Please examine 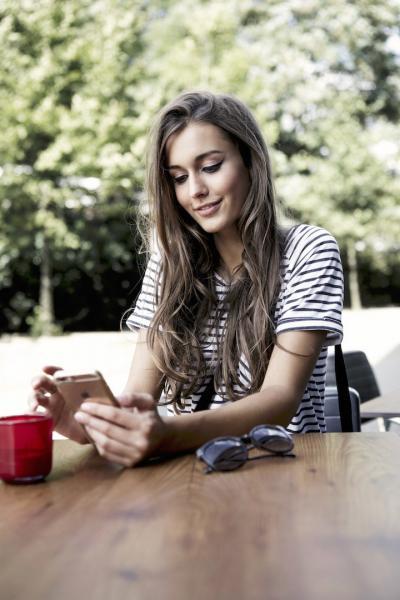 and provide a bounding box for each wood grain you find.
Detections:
[1,435,400,600]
